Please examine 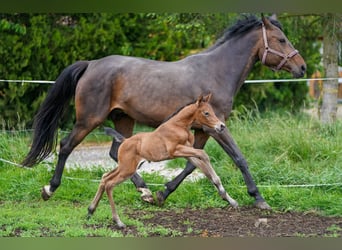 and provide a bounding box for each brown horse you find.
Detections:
[22,15,306,210]
[87,94,238,228]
